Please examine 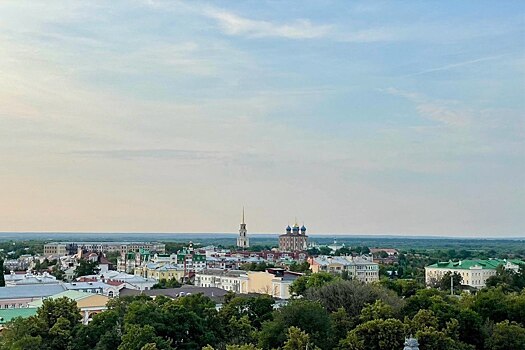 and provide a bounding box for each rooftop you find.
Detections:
[427,259,525,270]
[0,284,66,299]
[0,308,38,325]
